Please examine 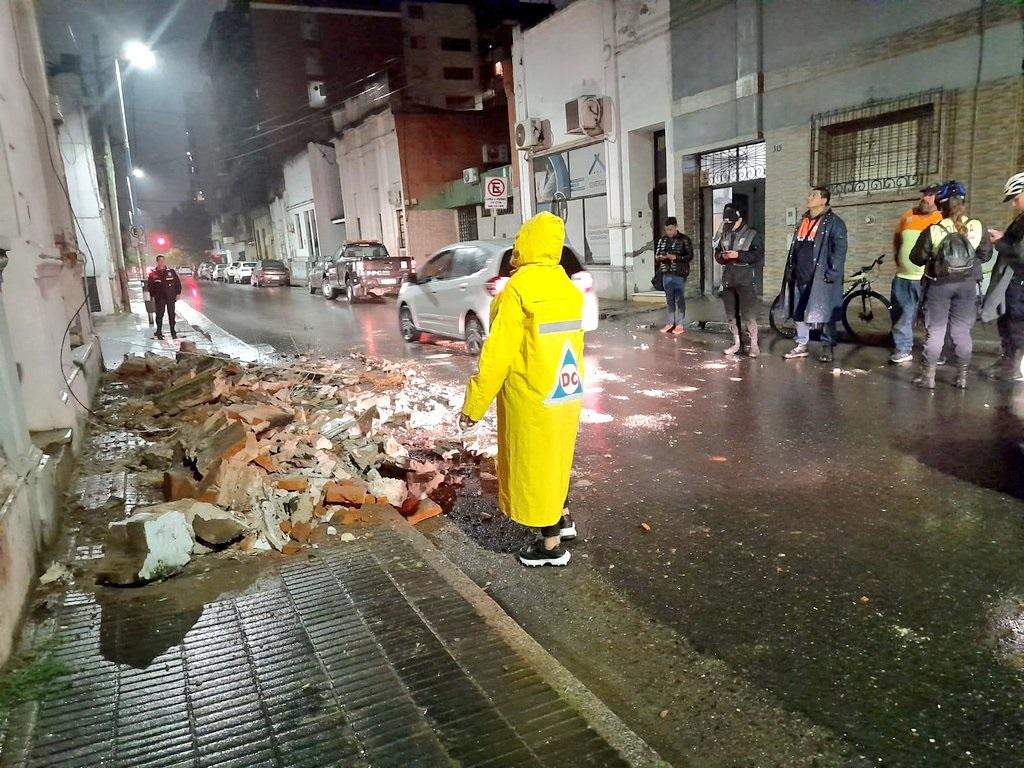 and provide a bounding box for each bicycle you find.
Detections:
[769,254,892,345]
